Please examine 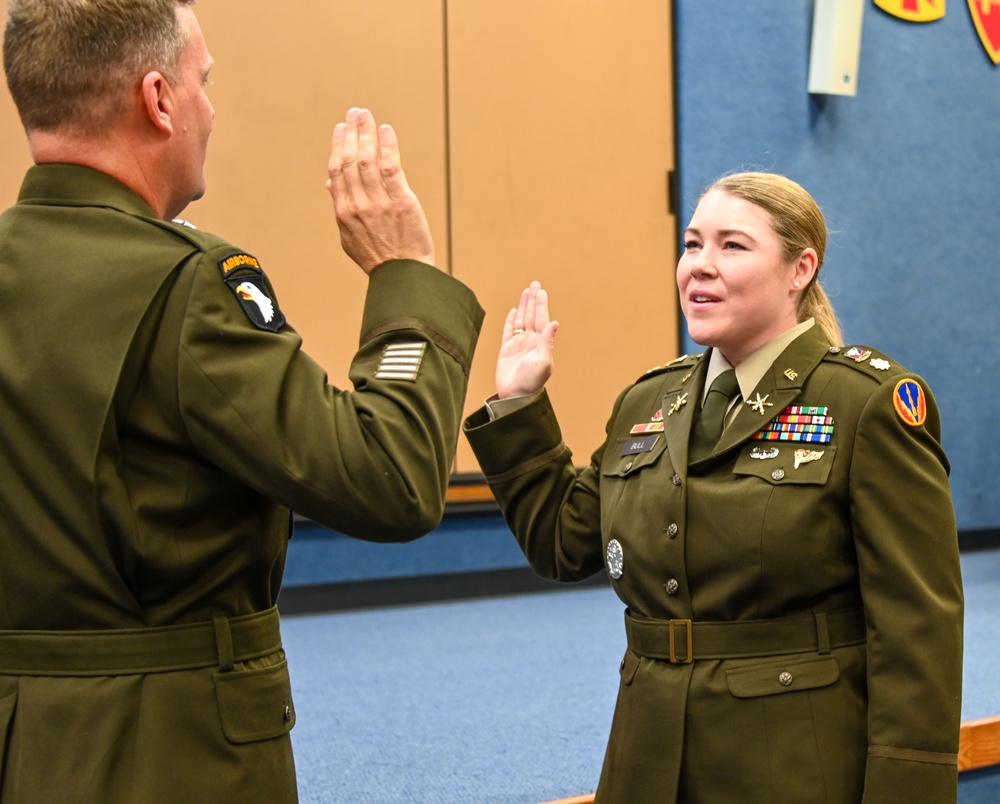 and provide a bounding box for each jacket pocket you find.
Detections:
[726,656,839,698]
[0,690,16,787]
[619,649,641,686]
[733,444,836,485]
[601,434,670,478]
[214,659,295,744]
